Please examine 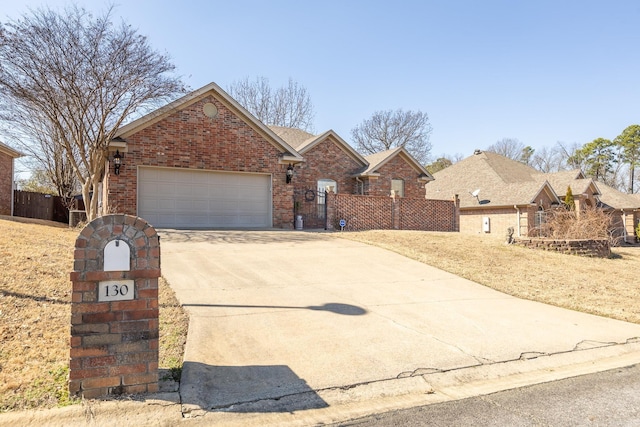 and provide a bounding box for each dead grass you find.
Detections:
[0,217,188,412]
[339,230,640,324]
